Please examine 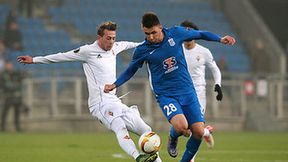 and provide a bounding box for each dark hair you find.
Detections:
[142,12,160,28]
[180,20,199,30]
[97,21,117,36]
